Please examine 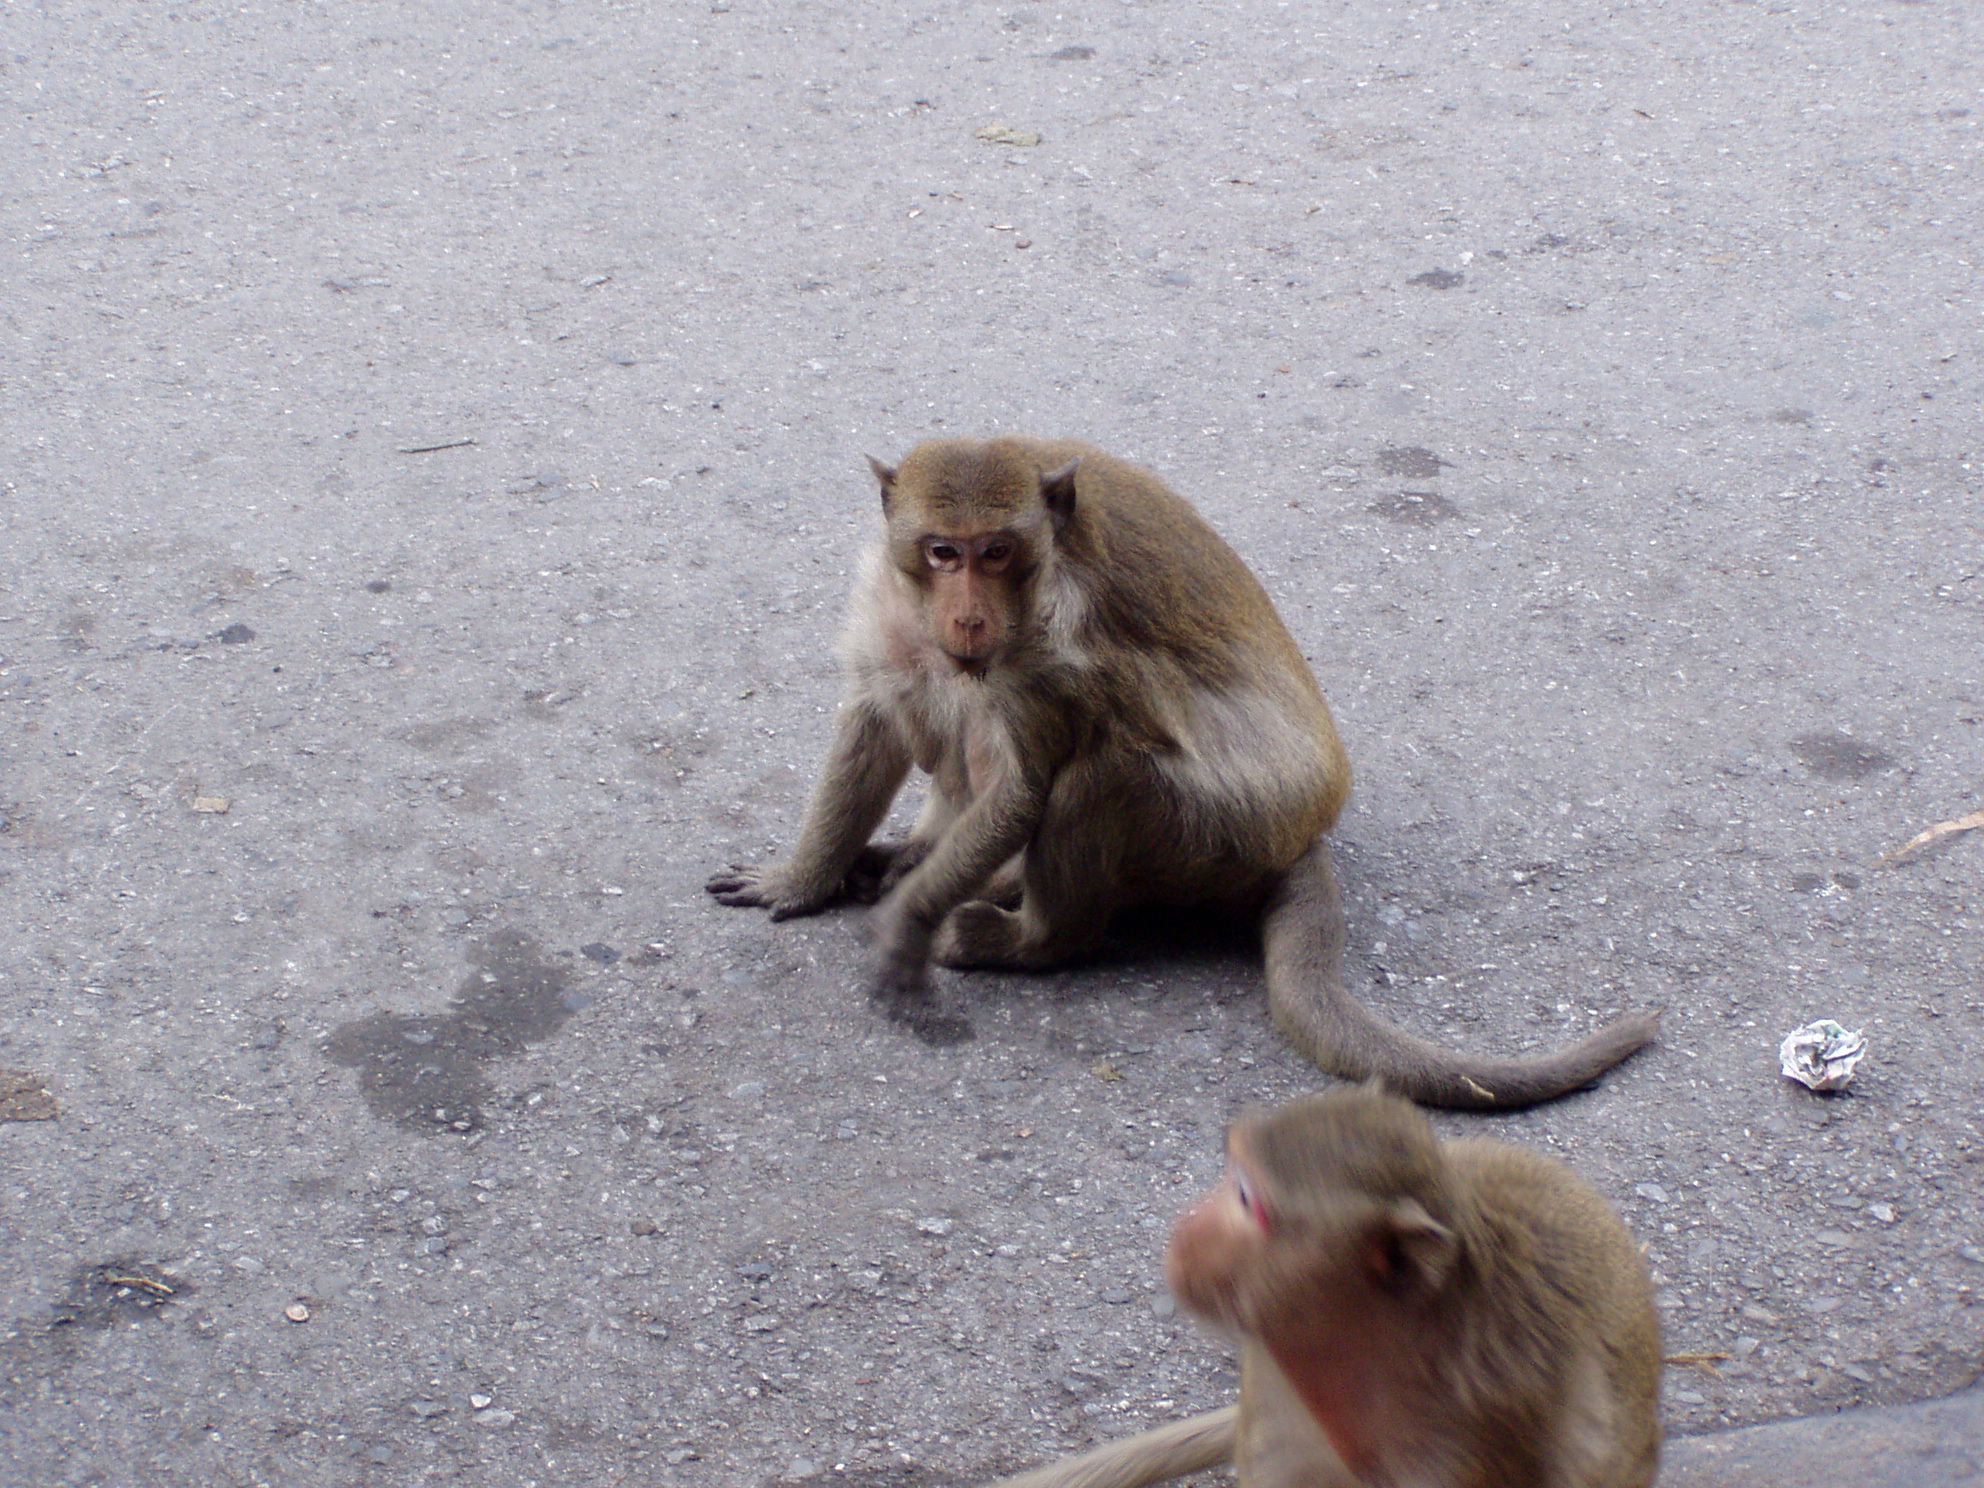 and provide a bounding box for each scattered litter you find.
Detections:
[1091,1061,1124,1083]
[284,1302,311,1323]
[974,123,1042,147]
[1664,1352,1731,1376]
[398,439,477,455]
[1882,807,1984,863]
[1779,1020,1867,1091]
[0,1070,58,1121]
[191,796,230,814]
[103,1269,174,1298]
